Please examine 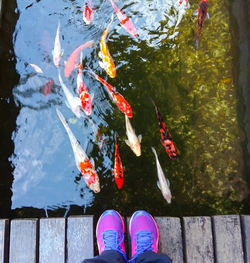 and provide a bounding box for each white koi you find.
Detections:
[56,108,100,193]
[58,69,81,118]
[52,22,64,67]
[151,147,172,204]
[29,63,43,73]
[125,115,142,156]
